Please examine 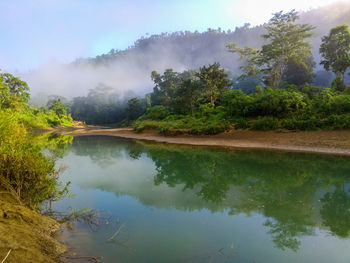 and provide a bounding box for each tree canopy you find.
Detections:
[227,10,315,89]
[320,25,350,85]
